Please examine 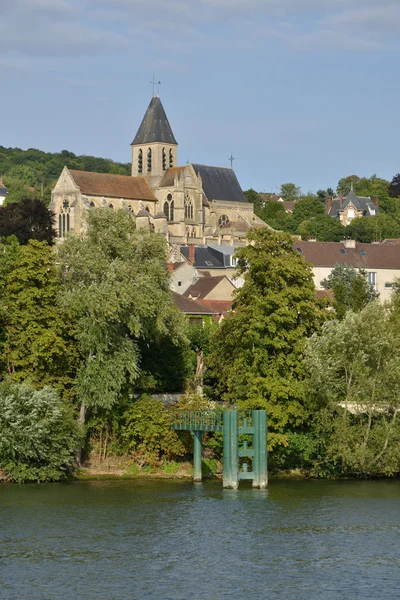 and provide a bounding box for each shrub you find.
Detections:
[0,380,78,482]
[121,396,185,466]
